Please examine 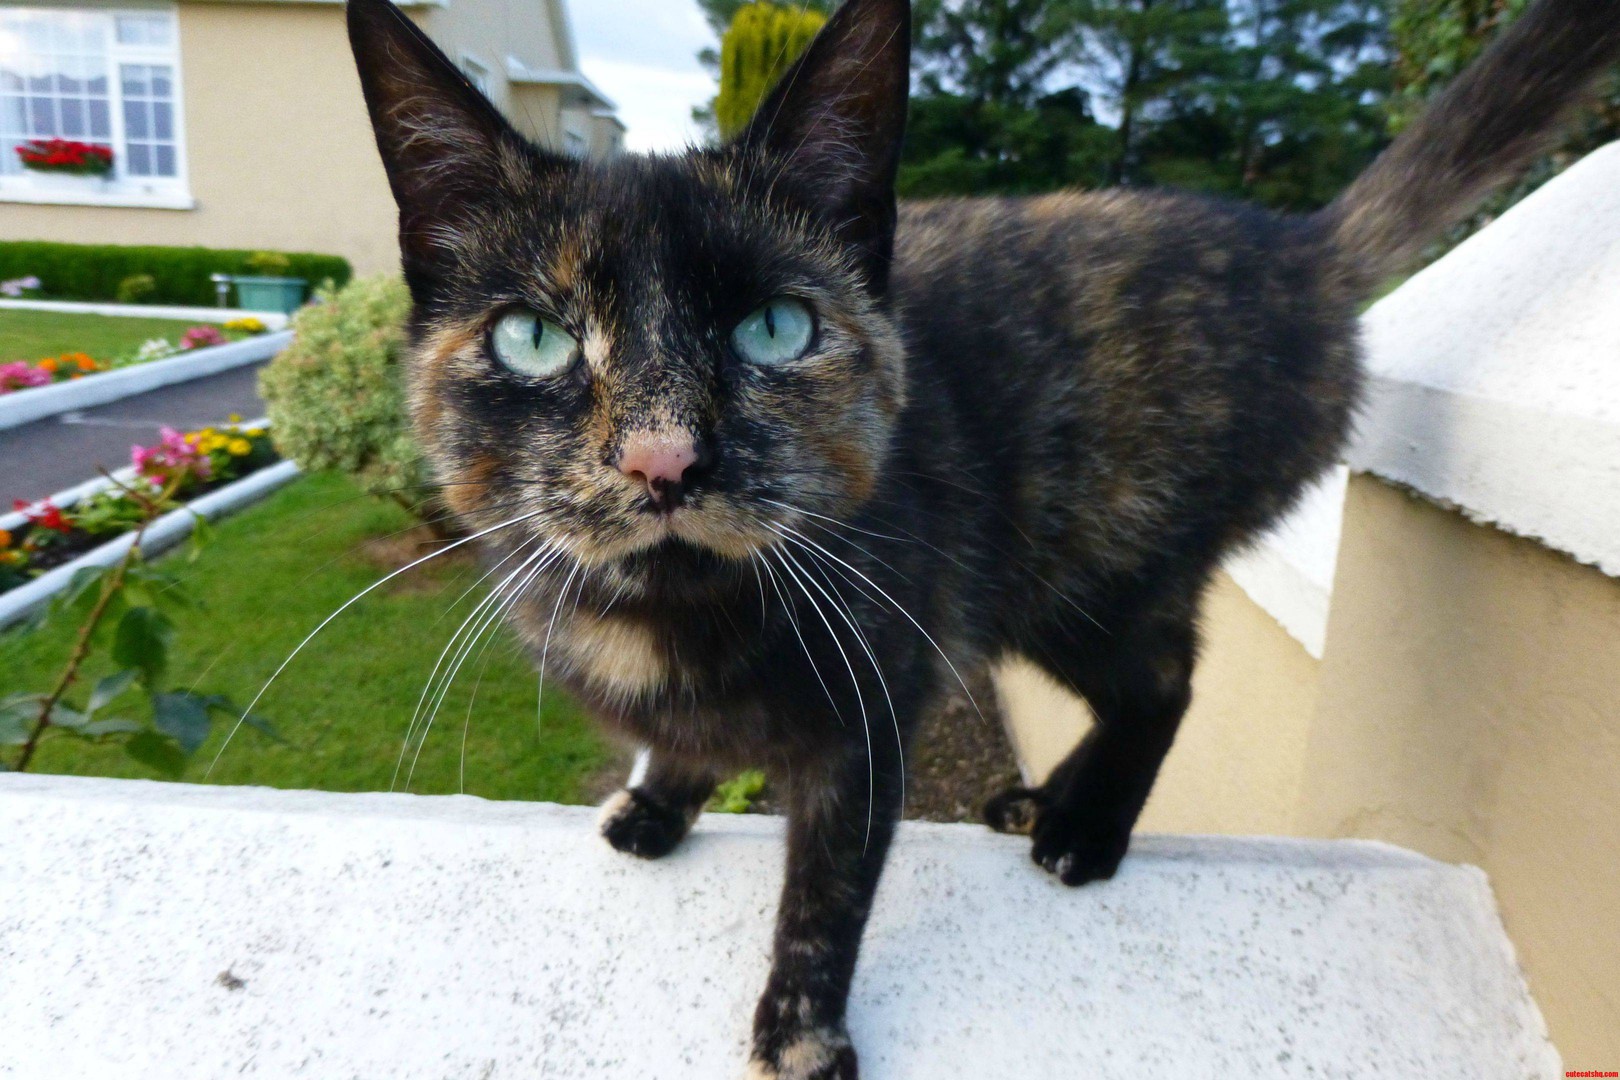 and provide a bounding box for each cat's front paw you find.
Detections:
[1027,800,1132,886]
[597,788,694,859]
[746,1027,858,1080]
